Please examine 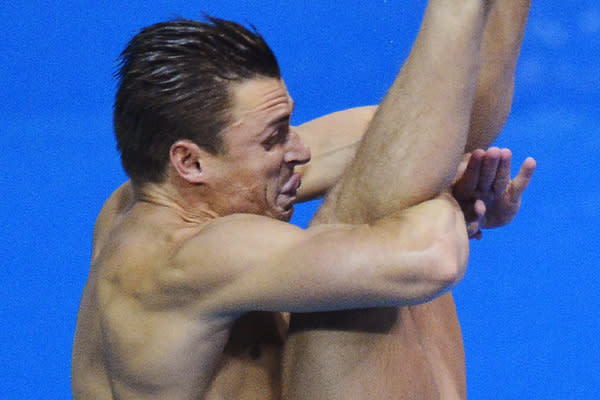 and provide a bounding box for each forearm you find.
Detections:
[282,195,469,399]
[315,0,491,224]
[366,194,469,302]
[466,0,531,151]
[289,194,469,310]
[295,106,377,201]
